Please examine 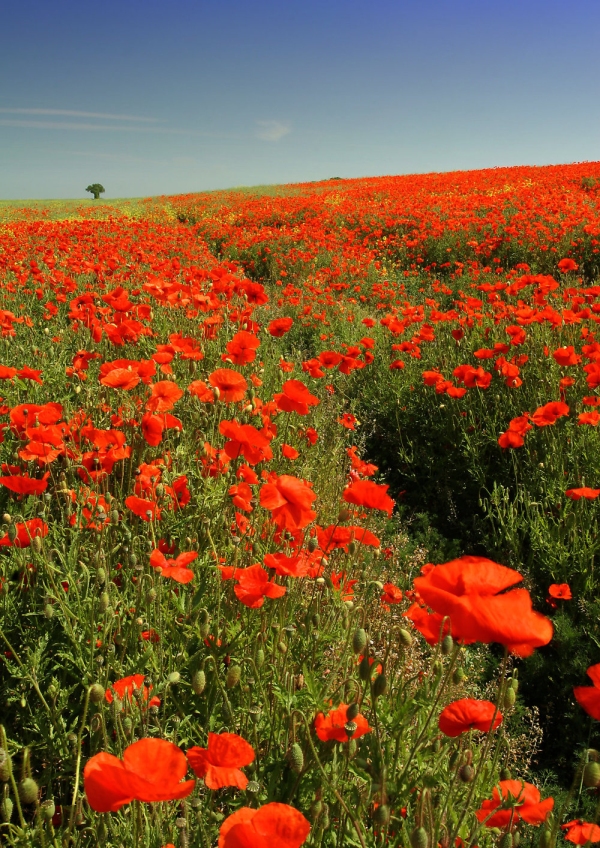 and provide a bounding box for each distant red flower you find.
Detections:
[381,583,403,607]
[438,699,502,737]
[219,419,273,465]
[0,472,49,496]
[475,780,553,828]
[274,380,320,416]
[188,379,215,403]
[232,564,286,609]
[268,317,294,337]
[187,733,255,790]
[342,479,394,517]
[281,443,299,460]
[100,368,140,391]
[574,663,600,720]
[146,380,183,413]
[223,331,260,365]
[125,496,161,522]
[553,346,581,366]
[314,703,372,742]
[0,517,48,548]
[531,401,569,427]
[578,411,600,426]
[209,369,248,403]
[548,583,572,600]
[84,738,195,812]
[218,803,310,848]
[105,674,158,706]
[565,487,600,500]
[338,412,357,430]
[562,821,600,844]
[558,258,579,272]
